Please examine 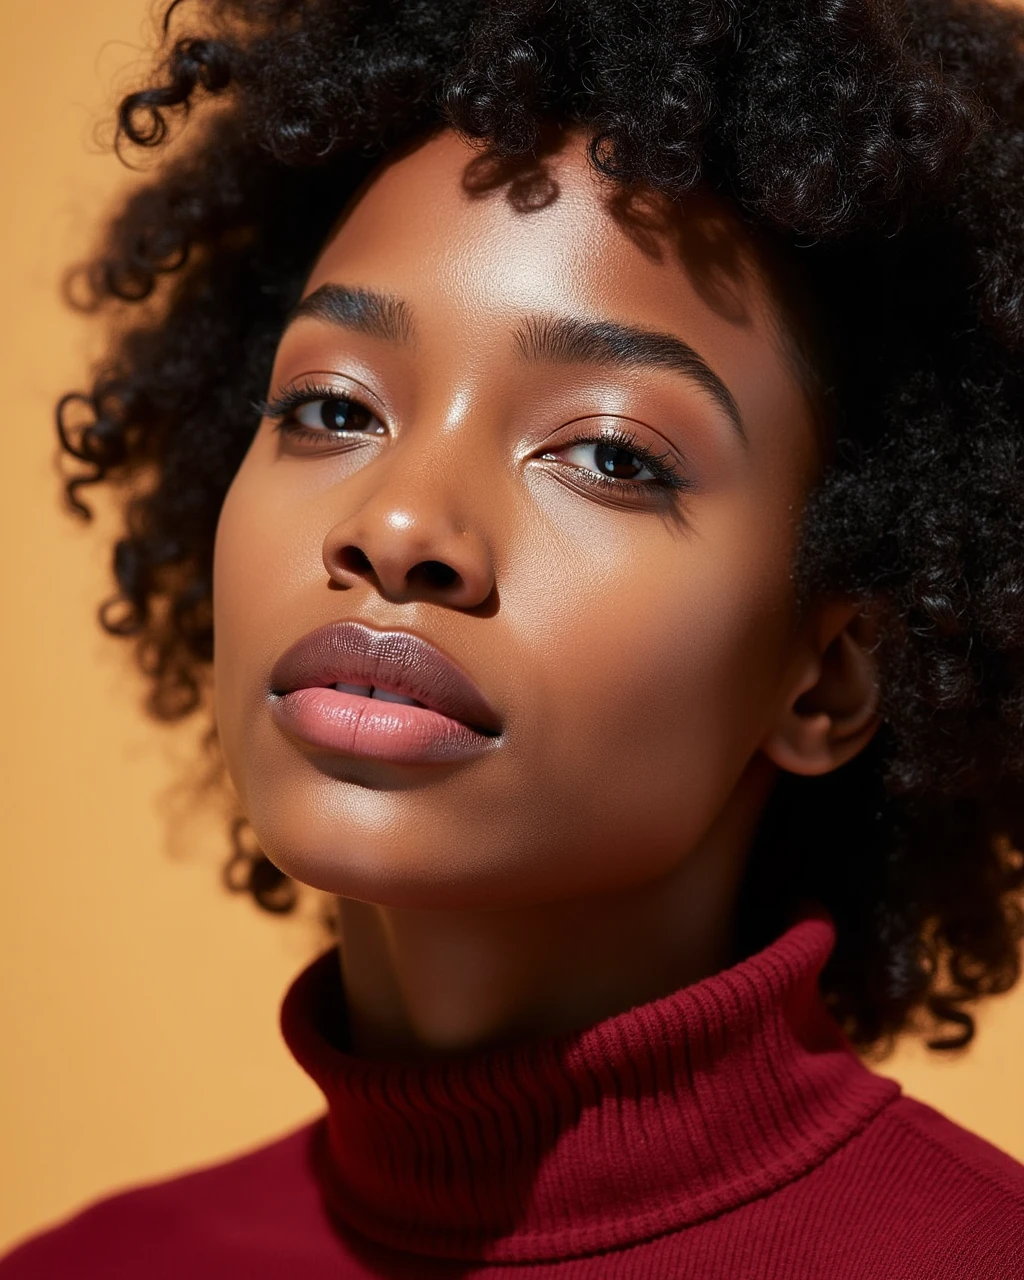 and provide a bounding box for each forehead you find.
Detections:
[312,130,776,332]
[302,129,817,471]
